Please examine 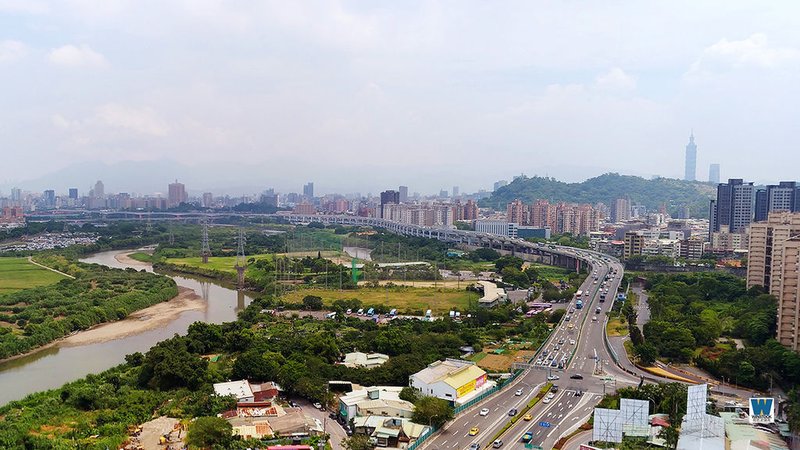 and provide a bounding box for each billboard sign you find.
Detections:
[749,397,775,424]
